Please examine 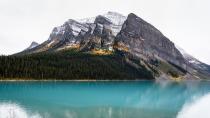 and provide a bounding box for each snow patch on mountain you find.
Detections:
[67,19,89,36]
[176,45,200,64]
[55,26,65,35]
[103,12,126,36]
[103,11,127,25]
[77,11,126,25]
[77,17,95,24]
[77,11,127,36]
